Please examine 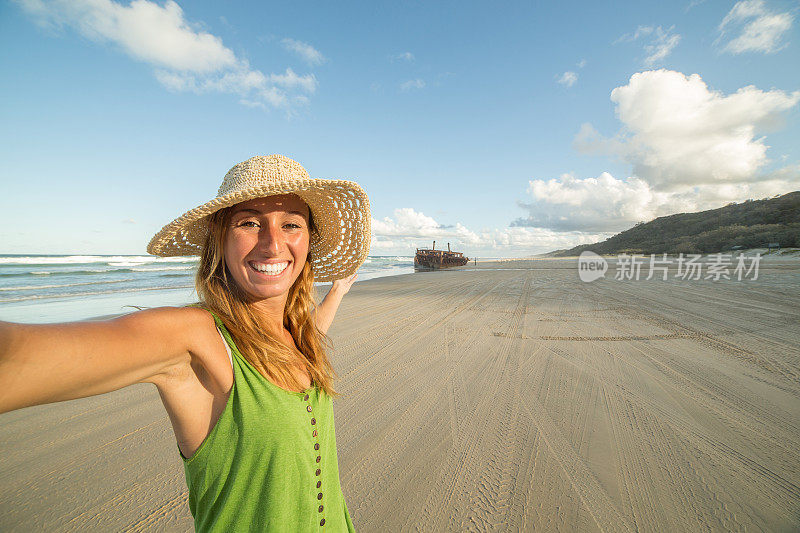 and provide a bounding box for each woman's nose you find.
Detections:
[259,221,284,254]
